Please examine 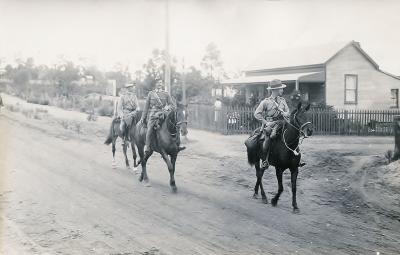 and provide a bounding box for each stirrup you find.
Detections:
[299,162,306,167]
[261,160,269,169]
